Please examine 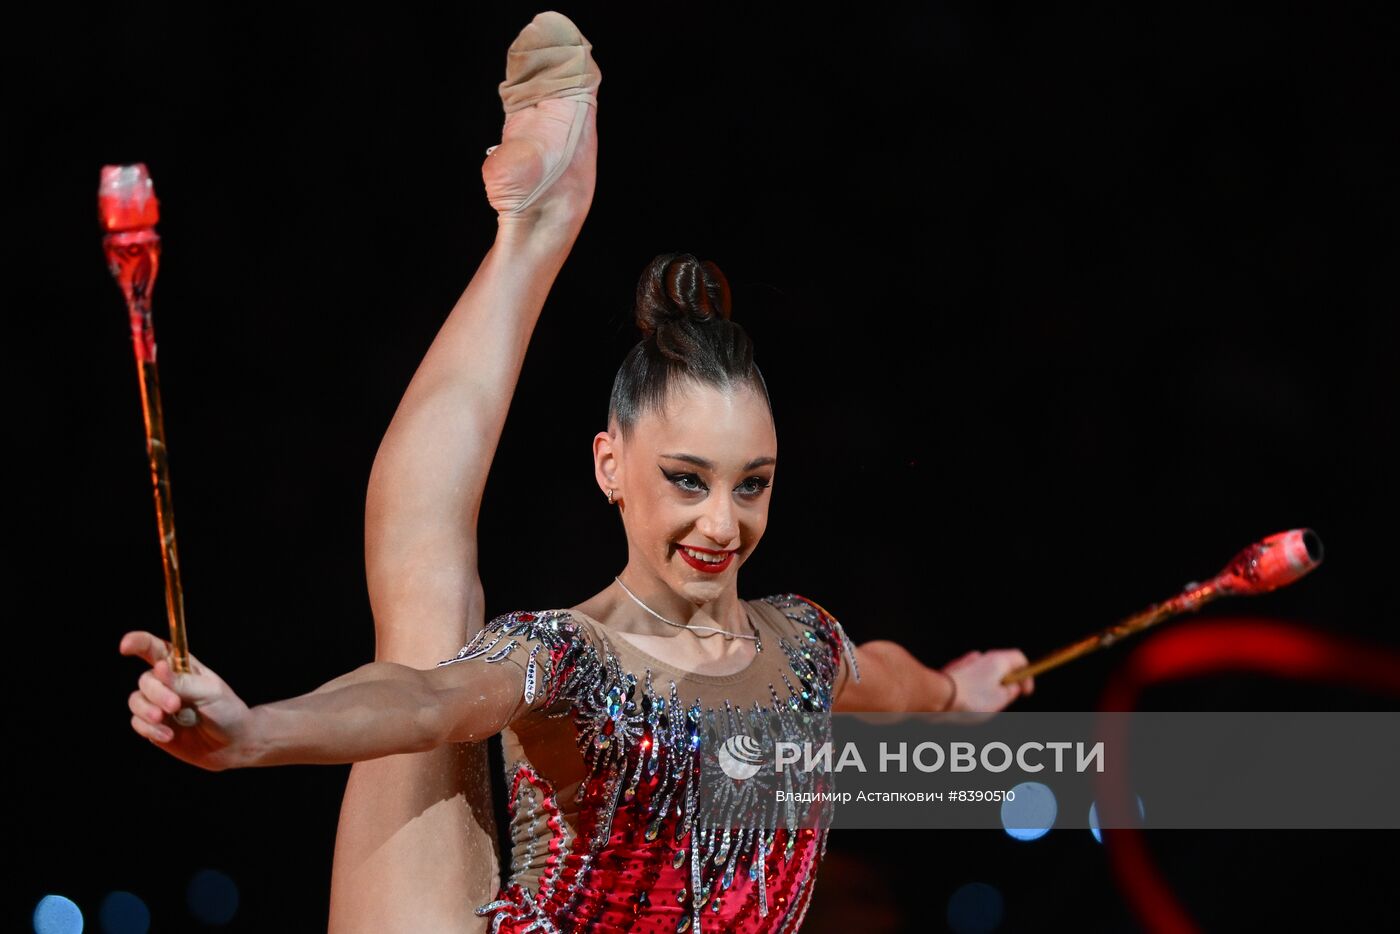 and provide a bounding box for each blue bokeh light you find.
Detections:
[33,894,83,934]
[99,891,150,934]
[1000,781,1057,840]
[1089,794,1147,843]
[947,881,1005,934]
[186,869,239,925]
